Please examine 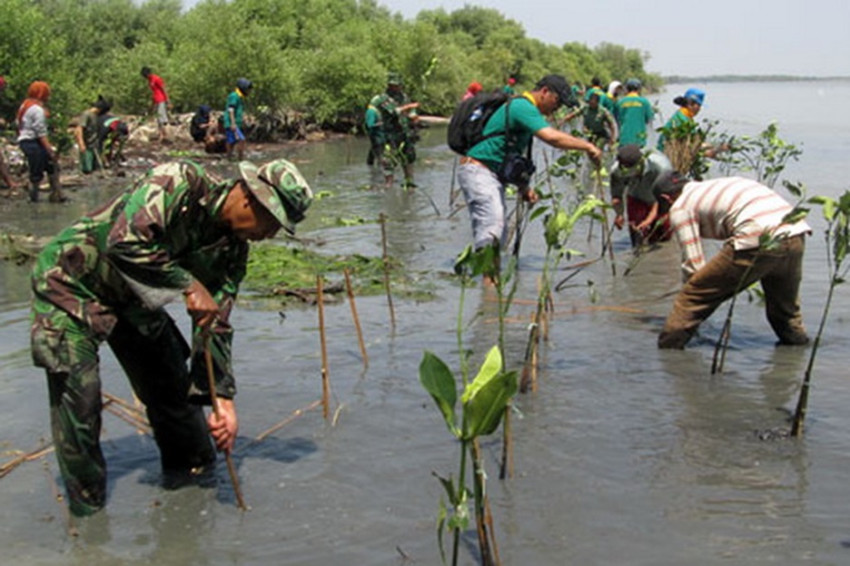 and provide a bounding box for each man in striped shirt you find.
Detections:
[658,177,811,349]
